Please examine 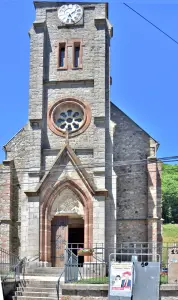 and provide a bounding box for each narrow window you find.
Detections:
[58,43,66,68]
[60,47,65,67]
[74,46,80,68]
[73,42,82,69]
